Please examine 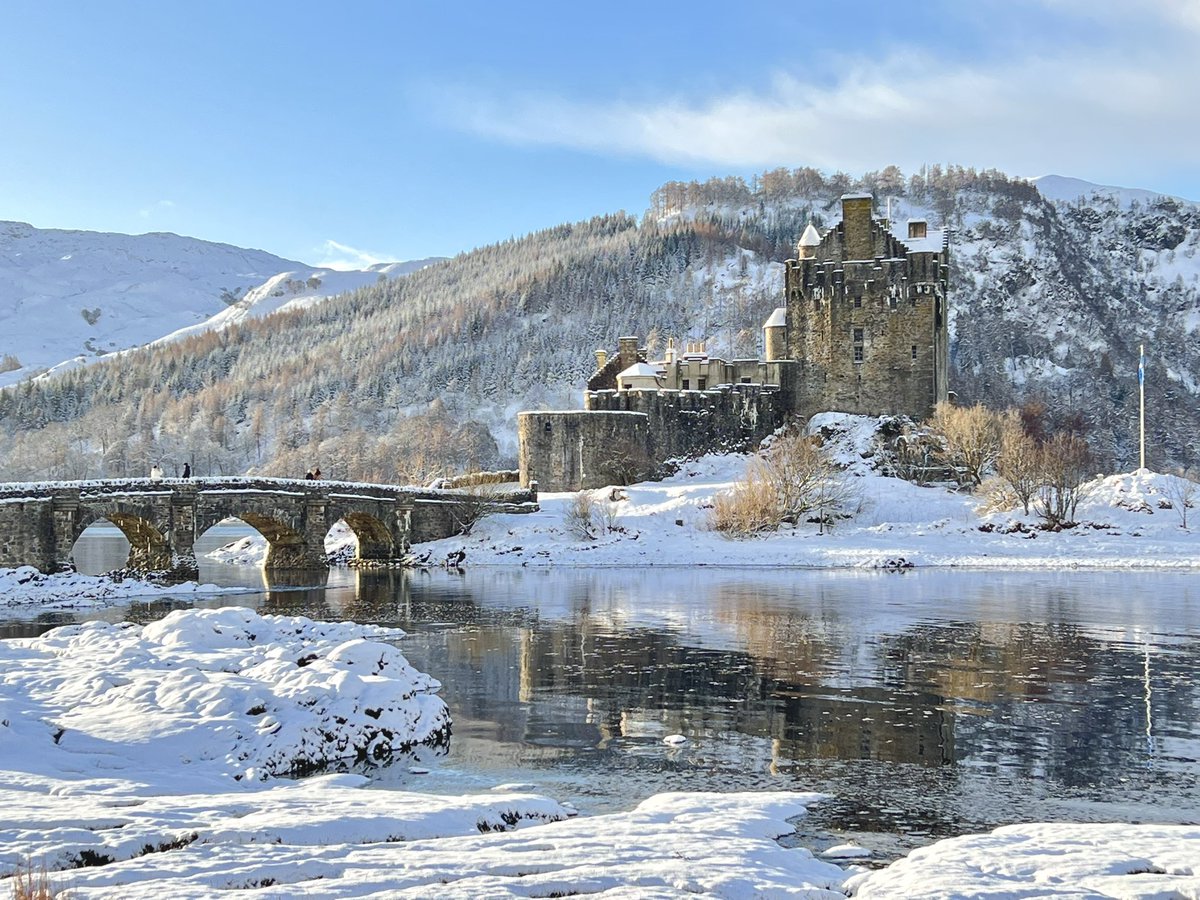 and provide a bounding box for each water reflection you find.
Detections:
[10,543,1200,852]
[352,568,1200,847]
